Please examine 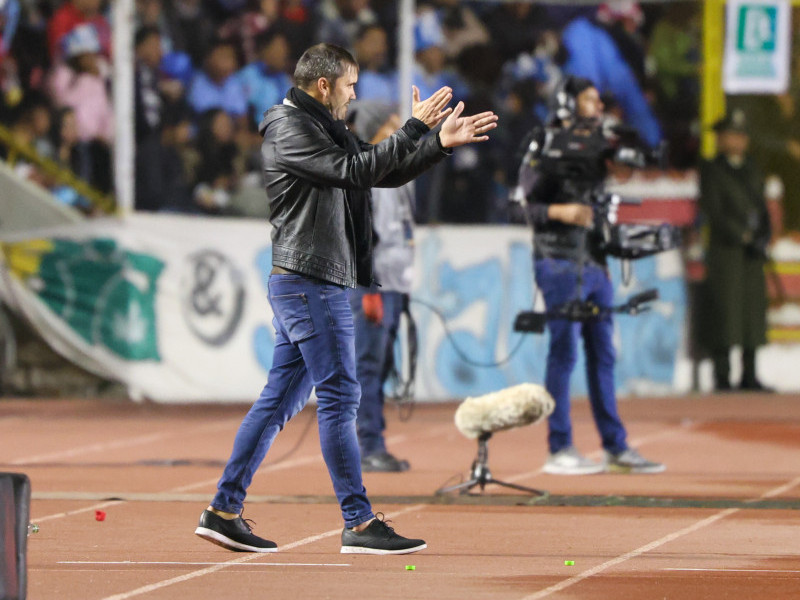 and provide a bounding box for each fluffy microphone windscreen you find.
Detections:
[454,383,555,439]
